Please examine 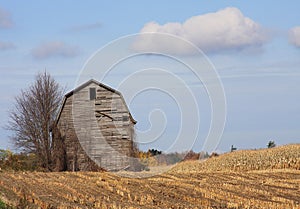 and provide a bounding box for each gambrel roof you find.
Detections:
[55,79,137,125]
